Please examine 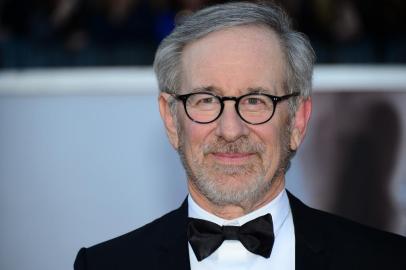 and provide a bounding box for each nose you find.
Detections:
[215,101,249,141]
